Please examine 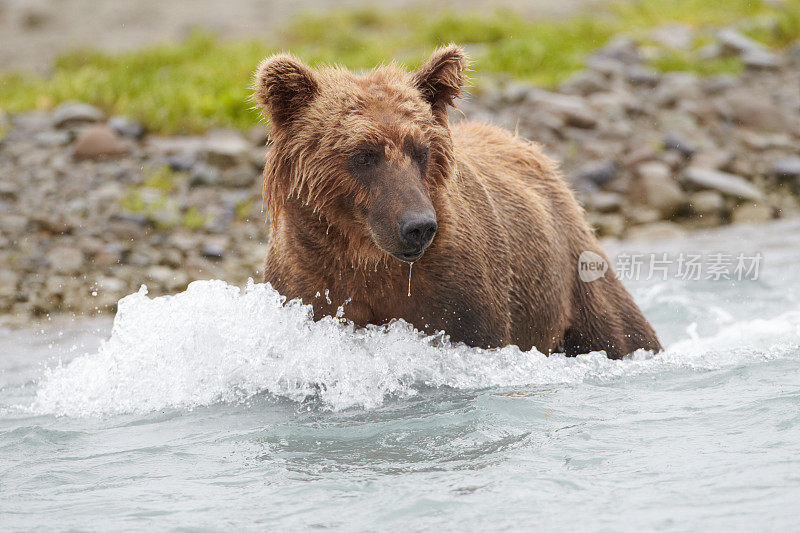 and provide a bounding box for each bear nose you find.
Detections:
[400,212,437,252]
